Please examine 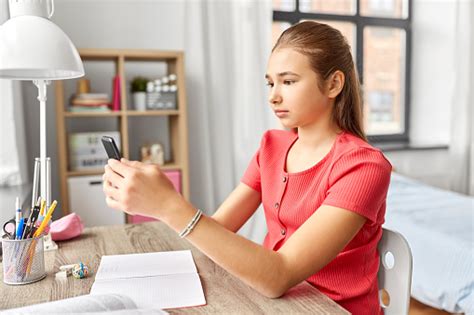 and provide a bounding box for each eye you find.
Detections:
[283,80,295,85]
[266,82,274,88]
